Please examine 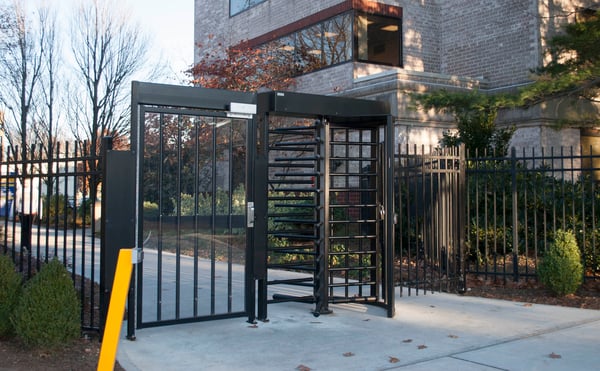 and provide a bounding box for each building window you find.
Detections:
[230,0,266,17]
[297,24,326,72]
[355,13,401,66]
[263,13,353,75]
[322,14,353,66]
[254,10,401,75]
